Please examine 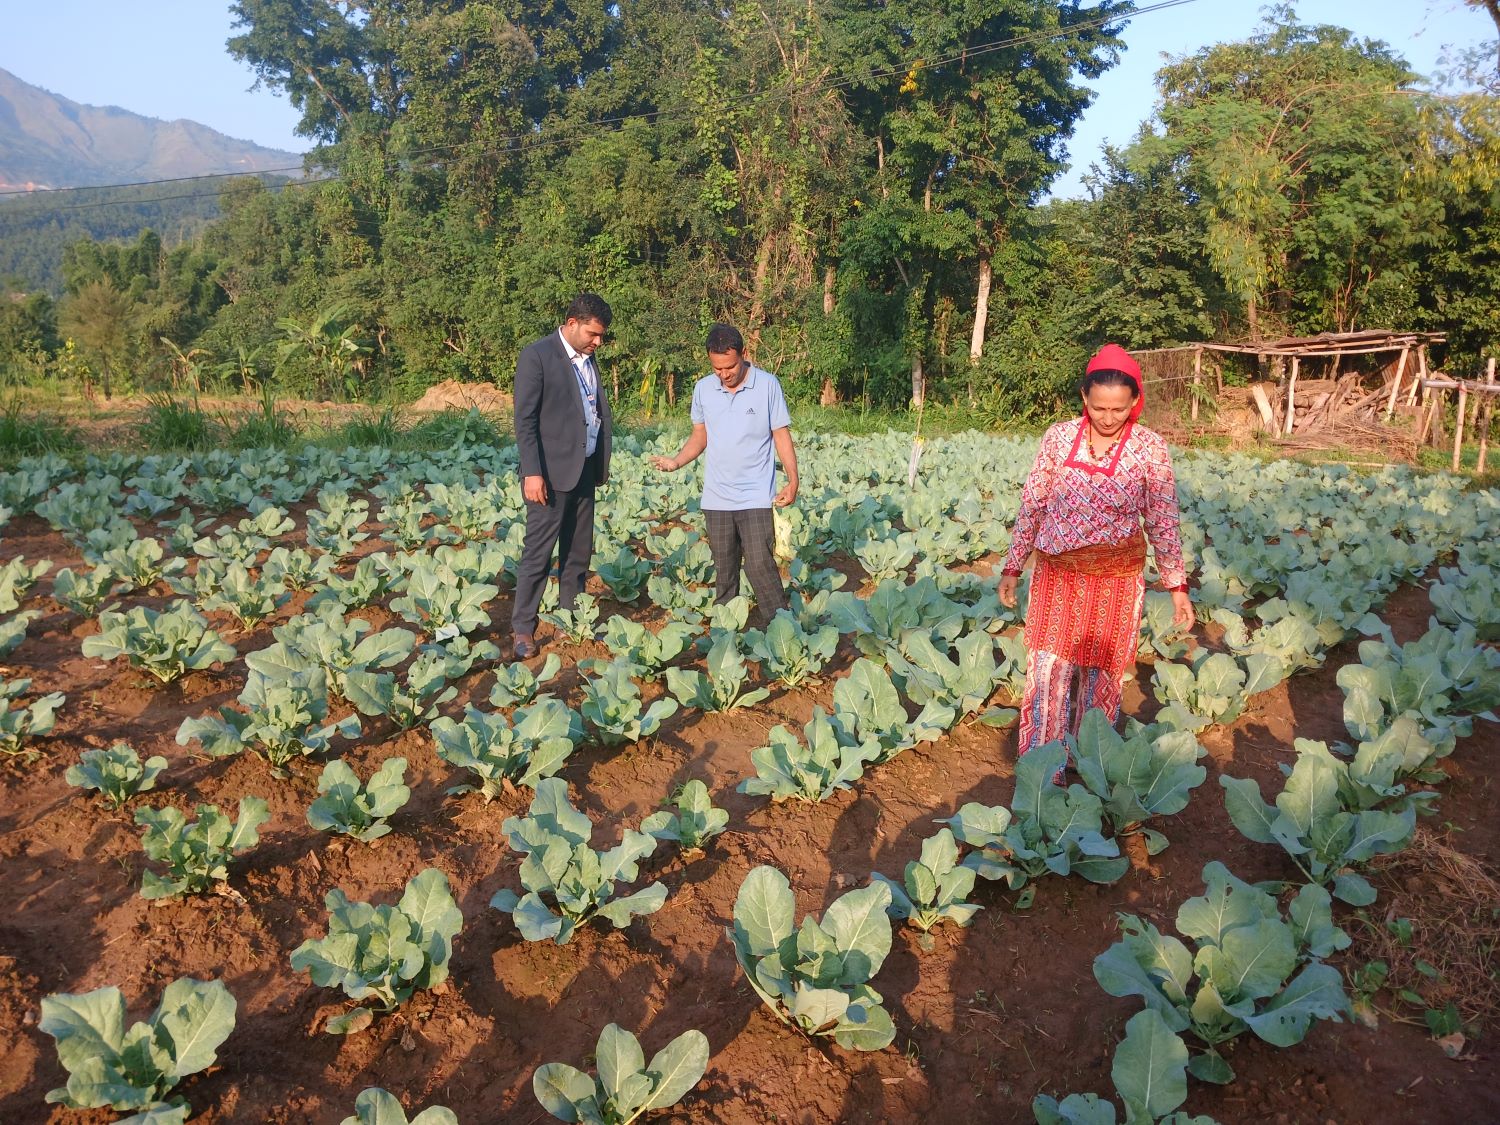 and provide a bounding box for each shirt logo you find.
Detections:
[746,407,756,415]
